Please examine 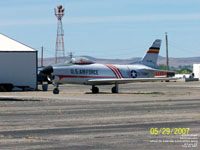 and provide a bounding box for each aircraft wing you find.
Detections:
[87,78,175,85]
